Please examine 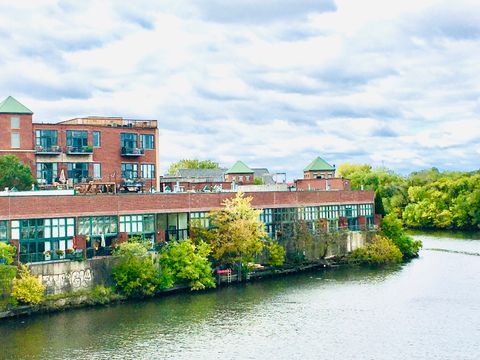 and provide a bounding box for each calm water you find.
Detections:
[1,232,479,360]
